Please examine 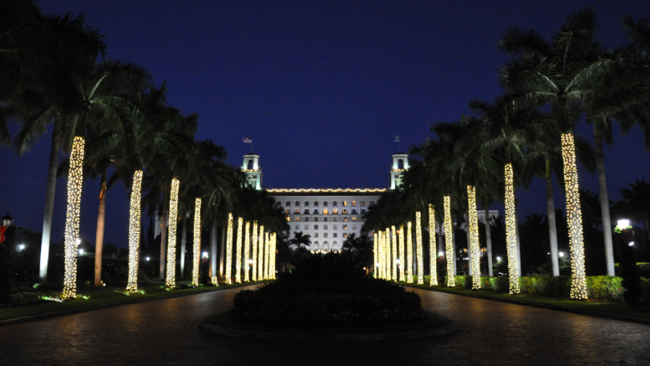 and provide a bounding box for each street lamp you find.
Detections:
[616,218,634,246]
[16,244,25,252]
[559,251,565,257]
